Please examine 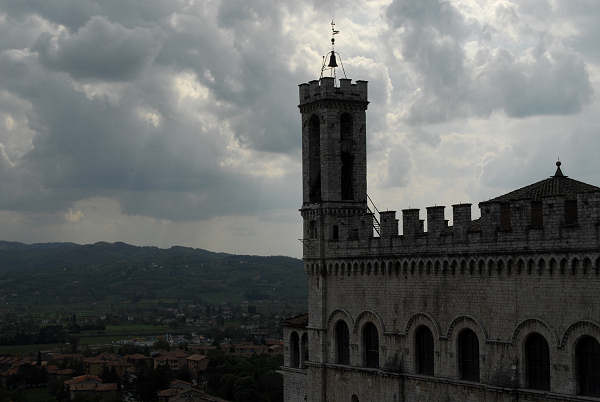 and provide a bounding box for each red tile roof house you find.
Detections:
[46,364,74,380]
[64,374,118,401]
[186,354,209,371]
[153,350,189,370]
[83,353,129,377]
[224,342,271,357]
[185,354,209,387]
